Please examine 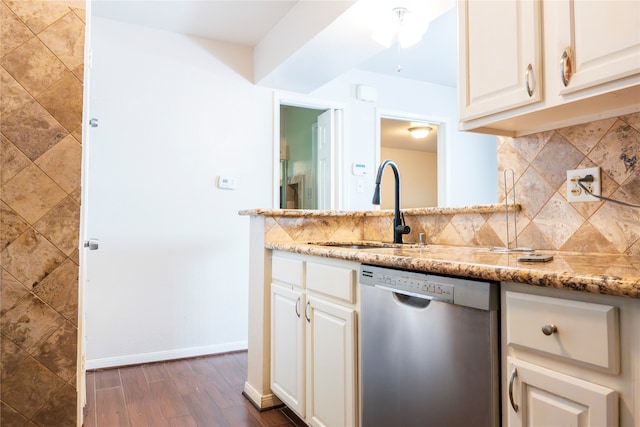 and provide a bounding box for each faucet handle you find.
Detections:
[395,224,410,235]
